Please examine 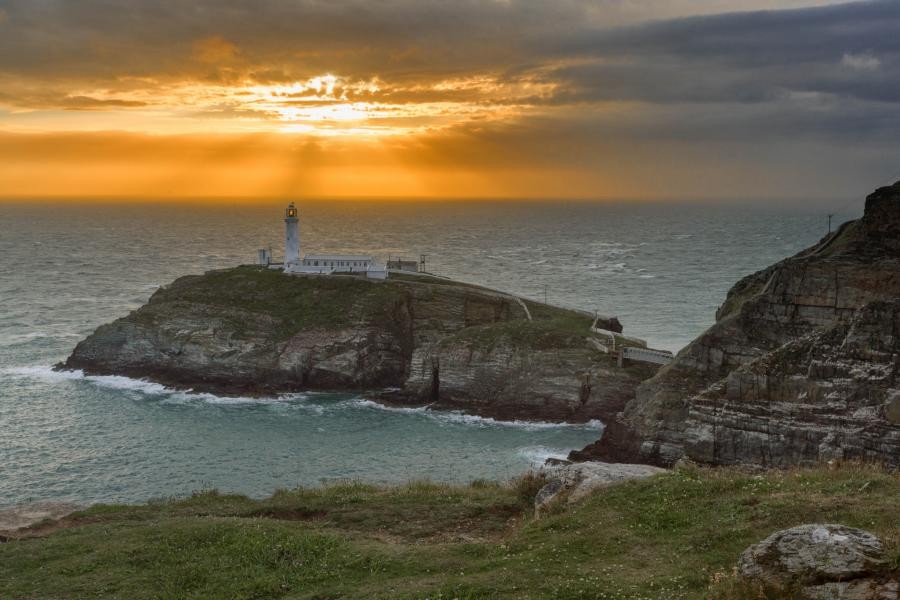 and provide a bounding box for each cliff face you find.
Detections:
[65,269,657,422]
[575,182,900,468]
